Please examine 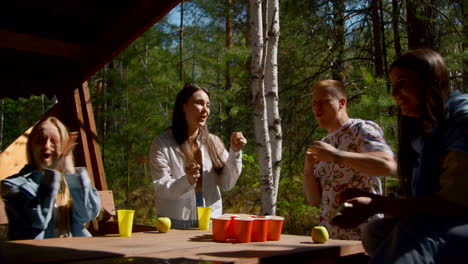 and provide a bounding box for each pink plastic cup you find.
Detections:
[212,216,231,242]
[234,217,253,243]
[266,216,284,241]
[251,217,269,242]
